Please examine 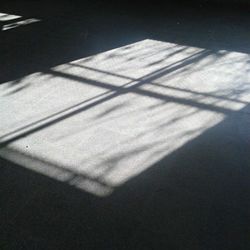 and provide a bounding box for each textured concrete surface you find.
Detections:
[1,2,250,250]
